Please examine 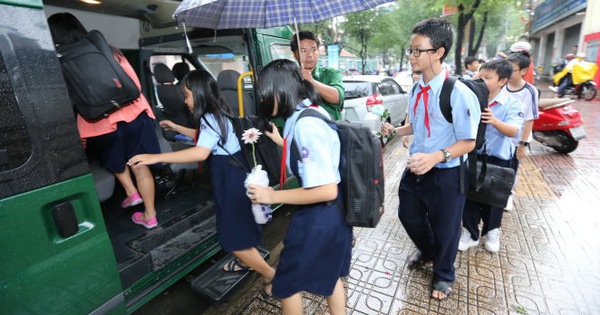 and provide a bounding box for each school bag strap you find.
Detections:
[201,116,249,173]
